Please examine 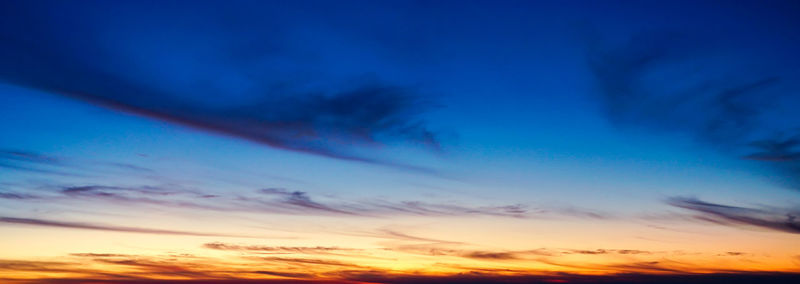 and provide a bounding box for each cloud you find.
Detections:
[6,166,608,220]
[55,184,233,212]
[606,261,687,274]
[0,217,260,238]
[332,271,800,284]
[41,182,602,219]
[0,2,443,170]
[0,150,80,177]
[243,187,540,218]
[375,229,460,243]
[0,191,39,200]
[586,30,800,190]
[460,251,519,260]
[744,136,800,162]
[7,273,800,284]
[667,197,800,234]
[0,149,153,178]
[4,249,799,283]
[253,256,364,269]
[70,253,132,258]
[3,149,609,221]
[203,242,348,255]
[257,188,356,215]
[253,270,314,279]
[562,249,650,255]
[389,243,652,261]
